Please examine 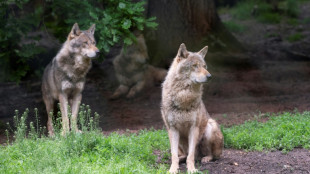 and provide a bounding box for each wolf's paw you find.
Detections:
[169,164,179,174]
[109,93,121,100]
[61,130,68,137]
[48,131,55,137]
[74,129,82,134]
[169,168,178,174]
[126,91,136,98]
[187,168,198,173]
[201,156,213,163]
